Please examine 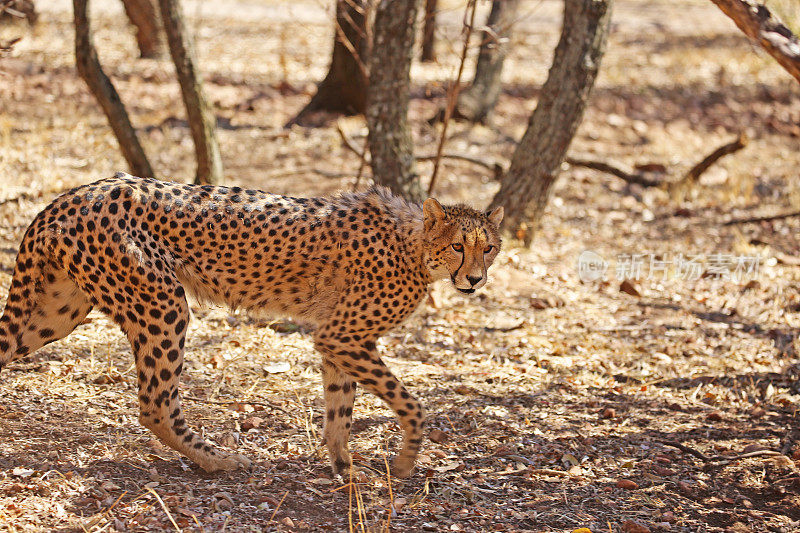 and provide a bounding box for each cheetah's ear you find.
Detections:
[487,206,504,228]
[423,198,446,230]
